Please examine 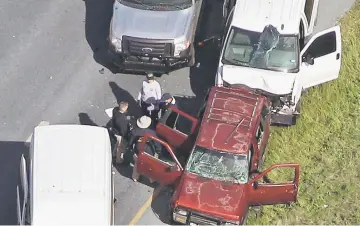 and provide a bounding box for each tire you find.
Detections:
[187,45,196,67]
